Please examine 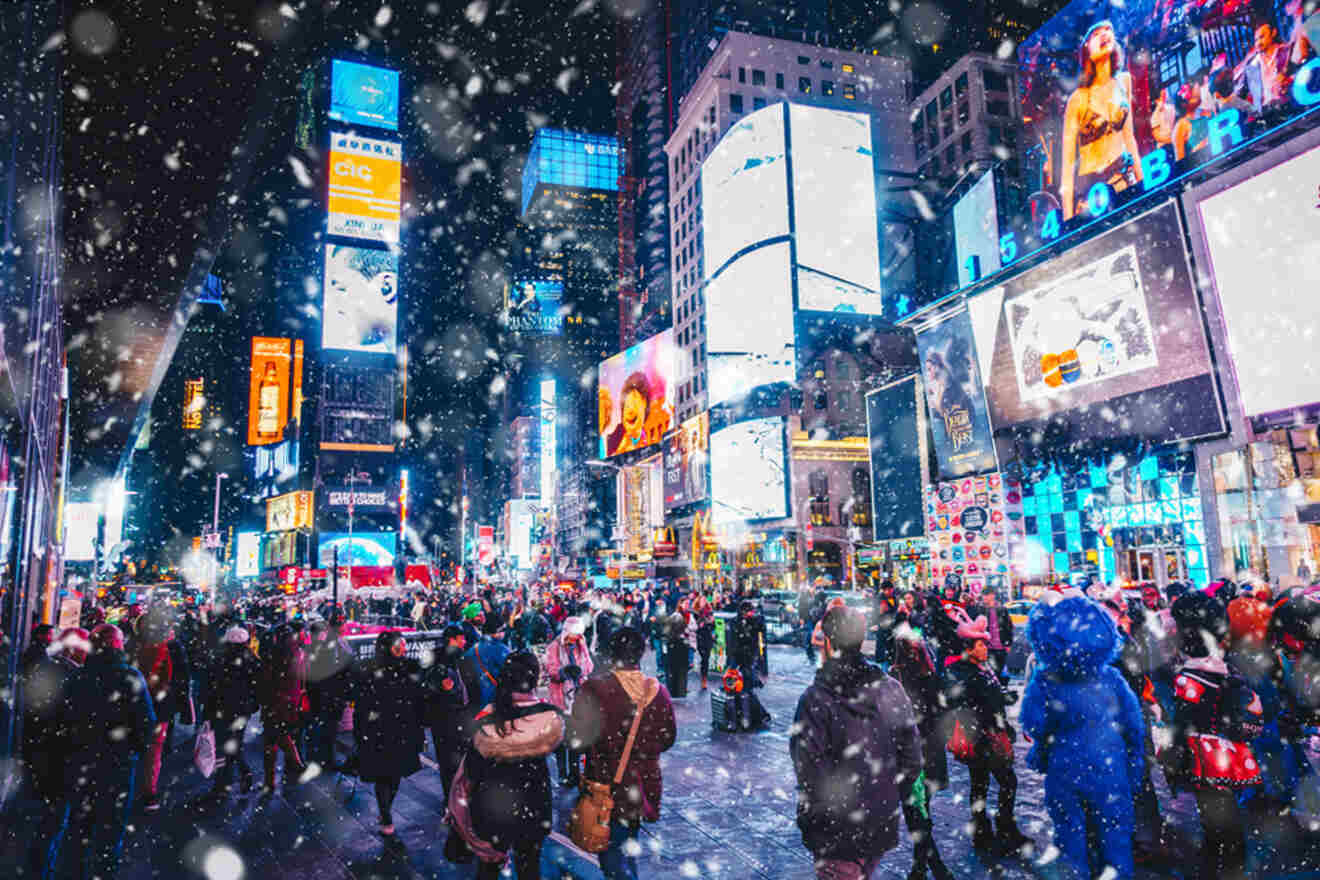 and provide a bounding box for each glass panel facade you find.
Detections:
[522,128,620,214]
